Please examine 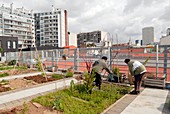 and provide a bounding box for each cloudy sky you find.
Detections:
[1,0,170,43]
